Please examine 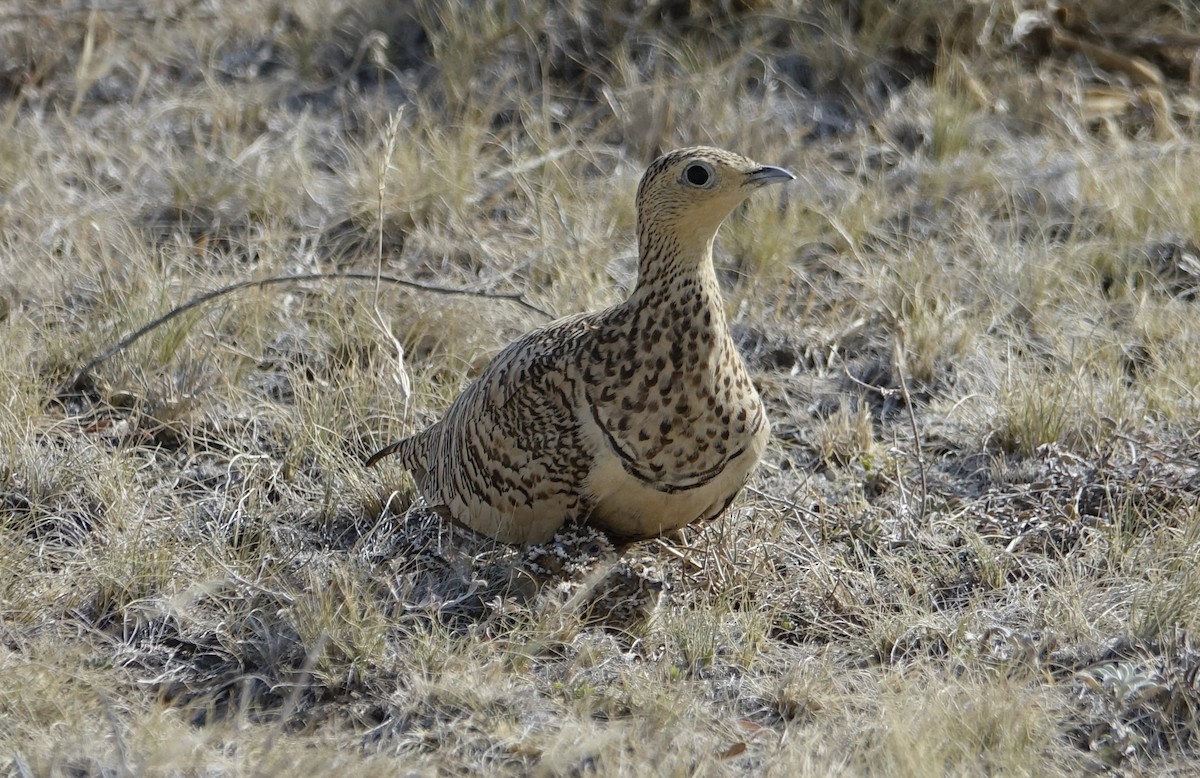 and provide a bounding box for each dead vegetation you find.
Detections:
[2,0,1200,775]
